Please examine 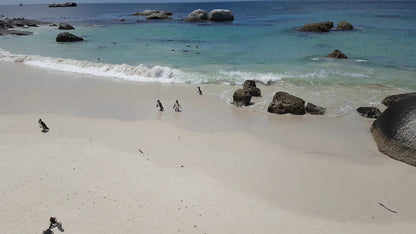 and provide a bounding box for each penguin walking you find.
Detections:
[43,217,64,234]
[38,119,49,133]
[156,100,164,111]
[197,86,203,95]
[173,100,182,112]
